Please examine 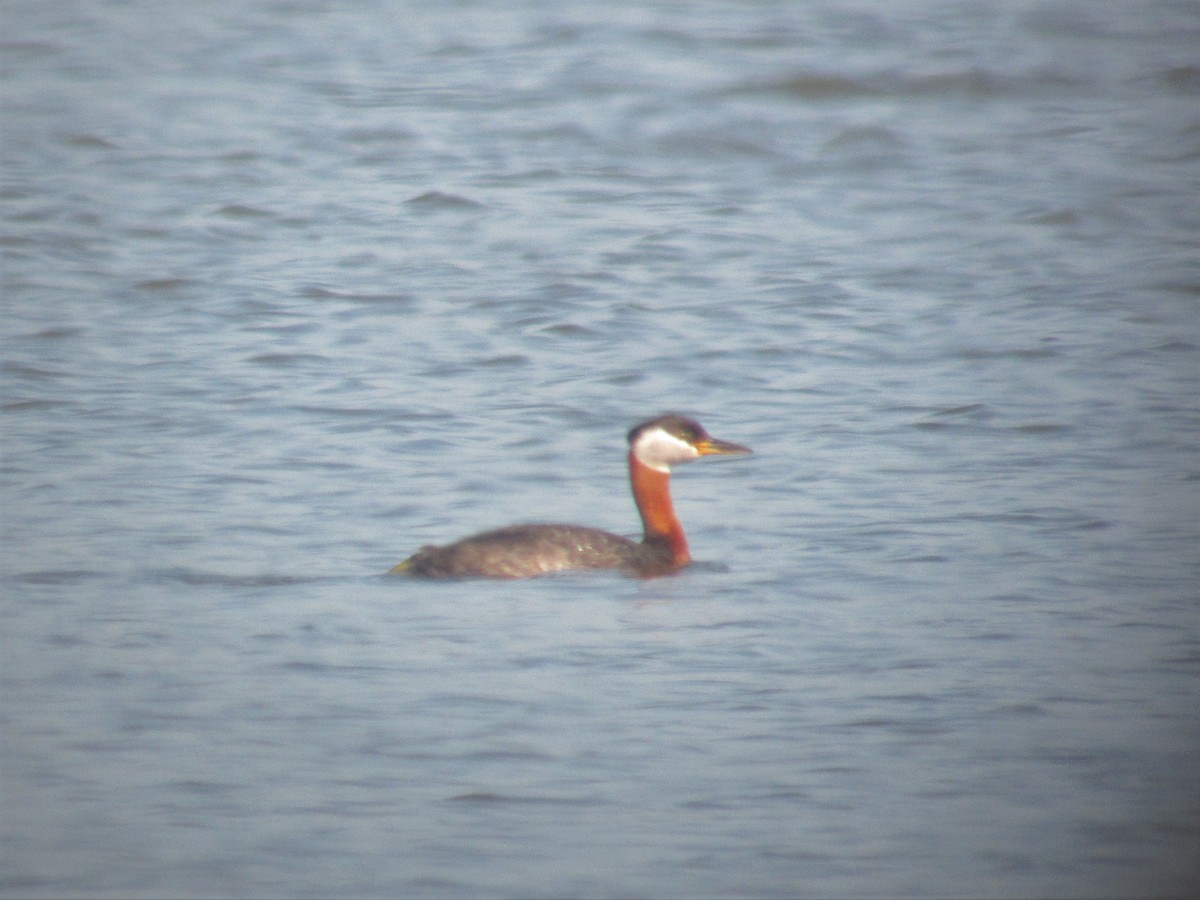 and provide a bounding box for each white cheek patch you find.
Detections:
[633,427,699,472]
